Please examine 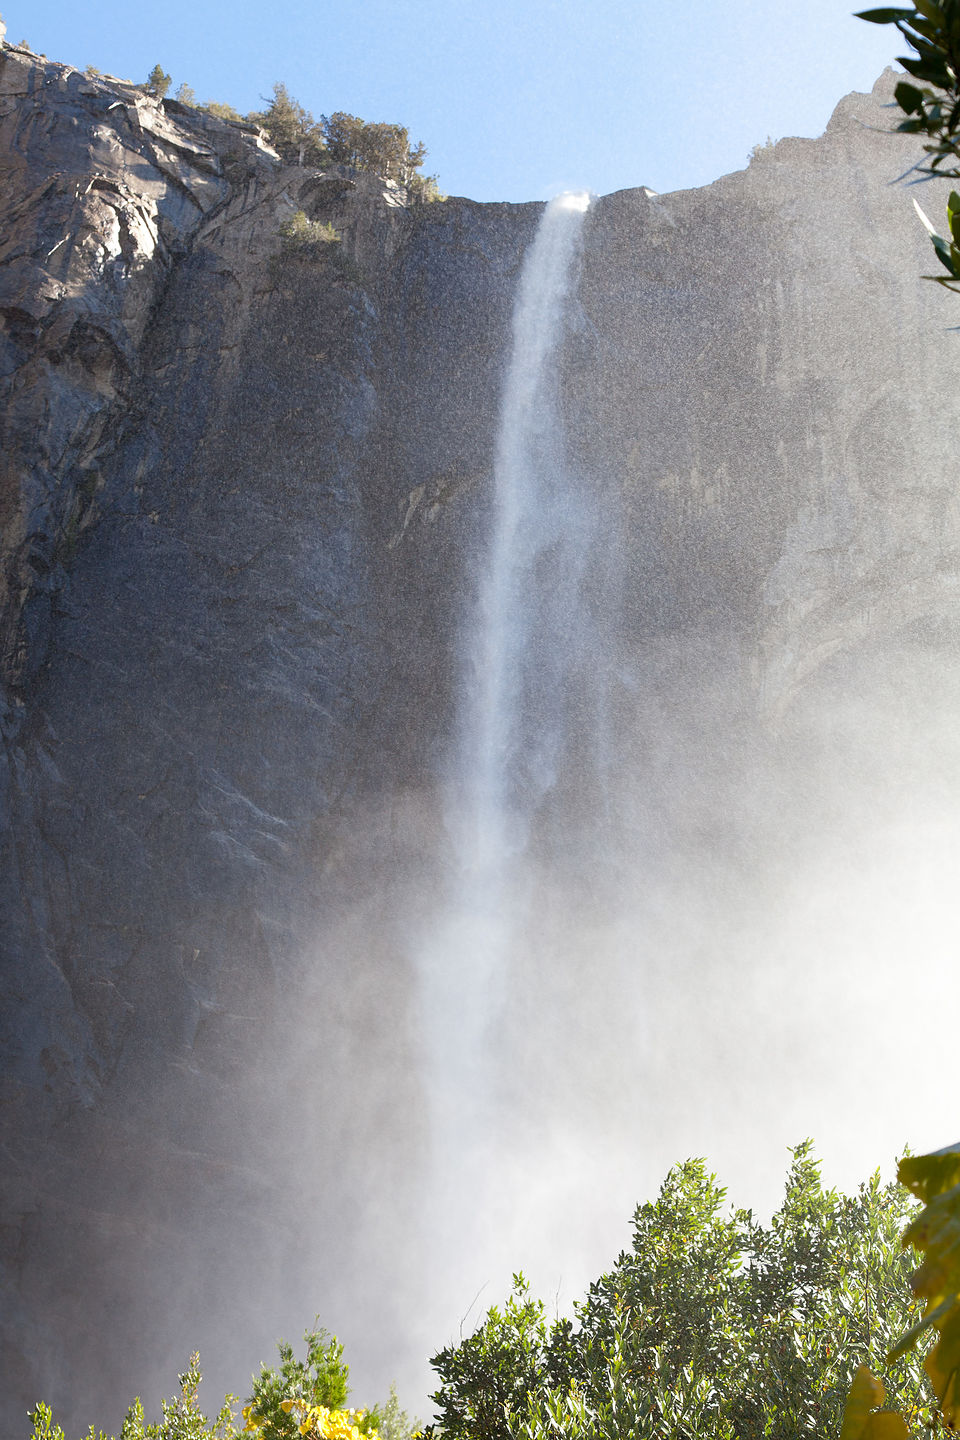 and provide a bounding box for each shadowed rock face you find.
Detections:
[1,40,959,1434]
